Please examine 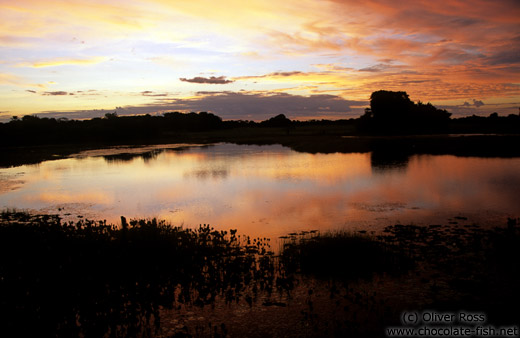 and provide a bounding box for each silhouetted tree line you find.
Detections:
[449,112,520,134]
[0,111,226,146]
[358,90,520,134]
[1,91,519,146]
[0,111,351,146]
